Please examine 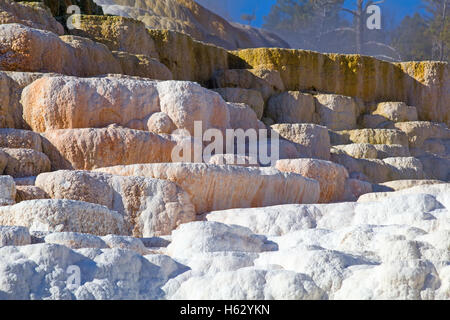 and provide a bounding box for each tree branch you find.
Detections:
[320,27,356,36]
[342,8,359,16]
[364,0,385,12]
